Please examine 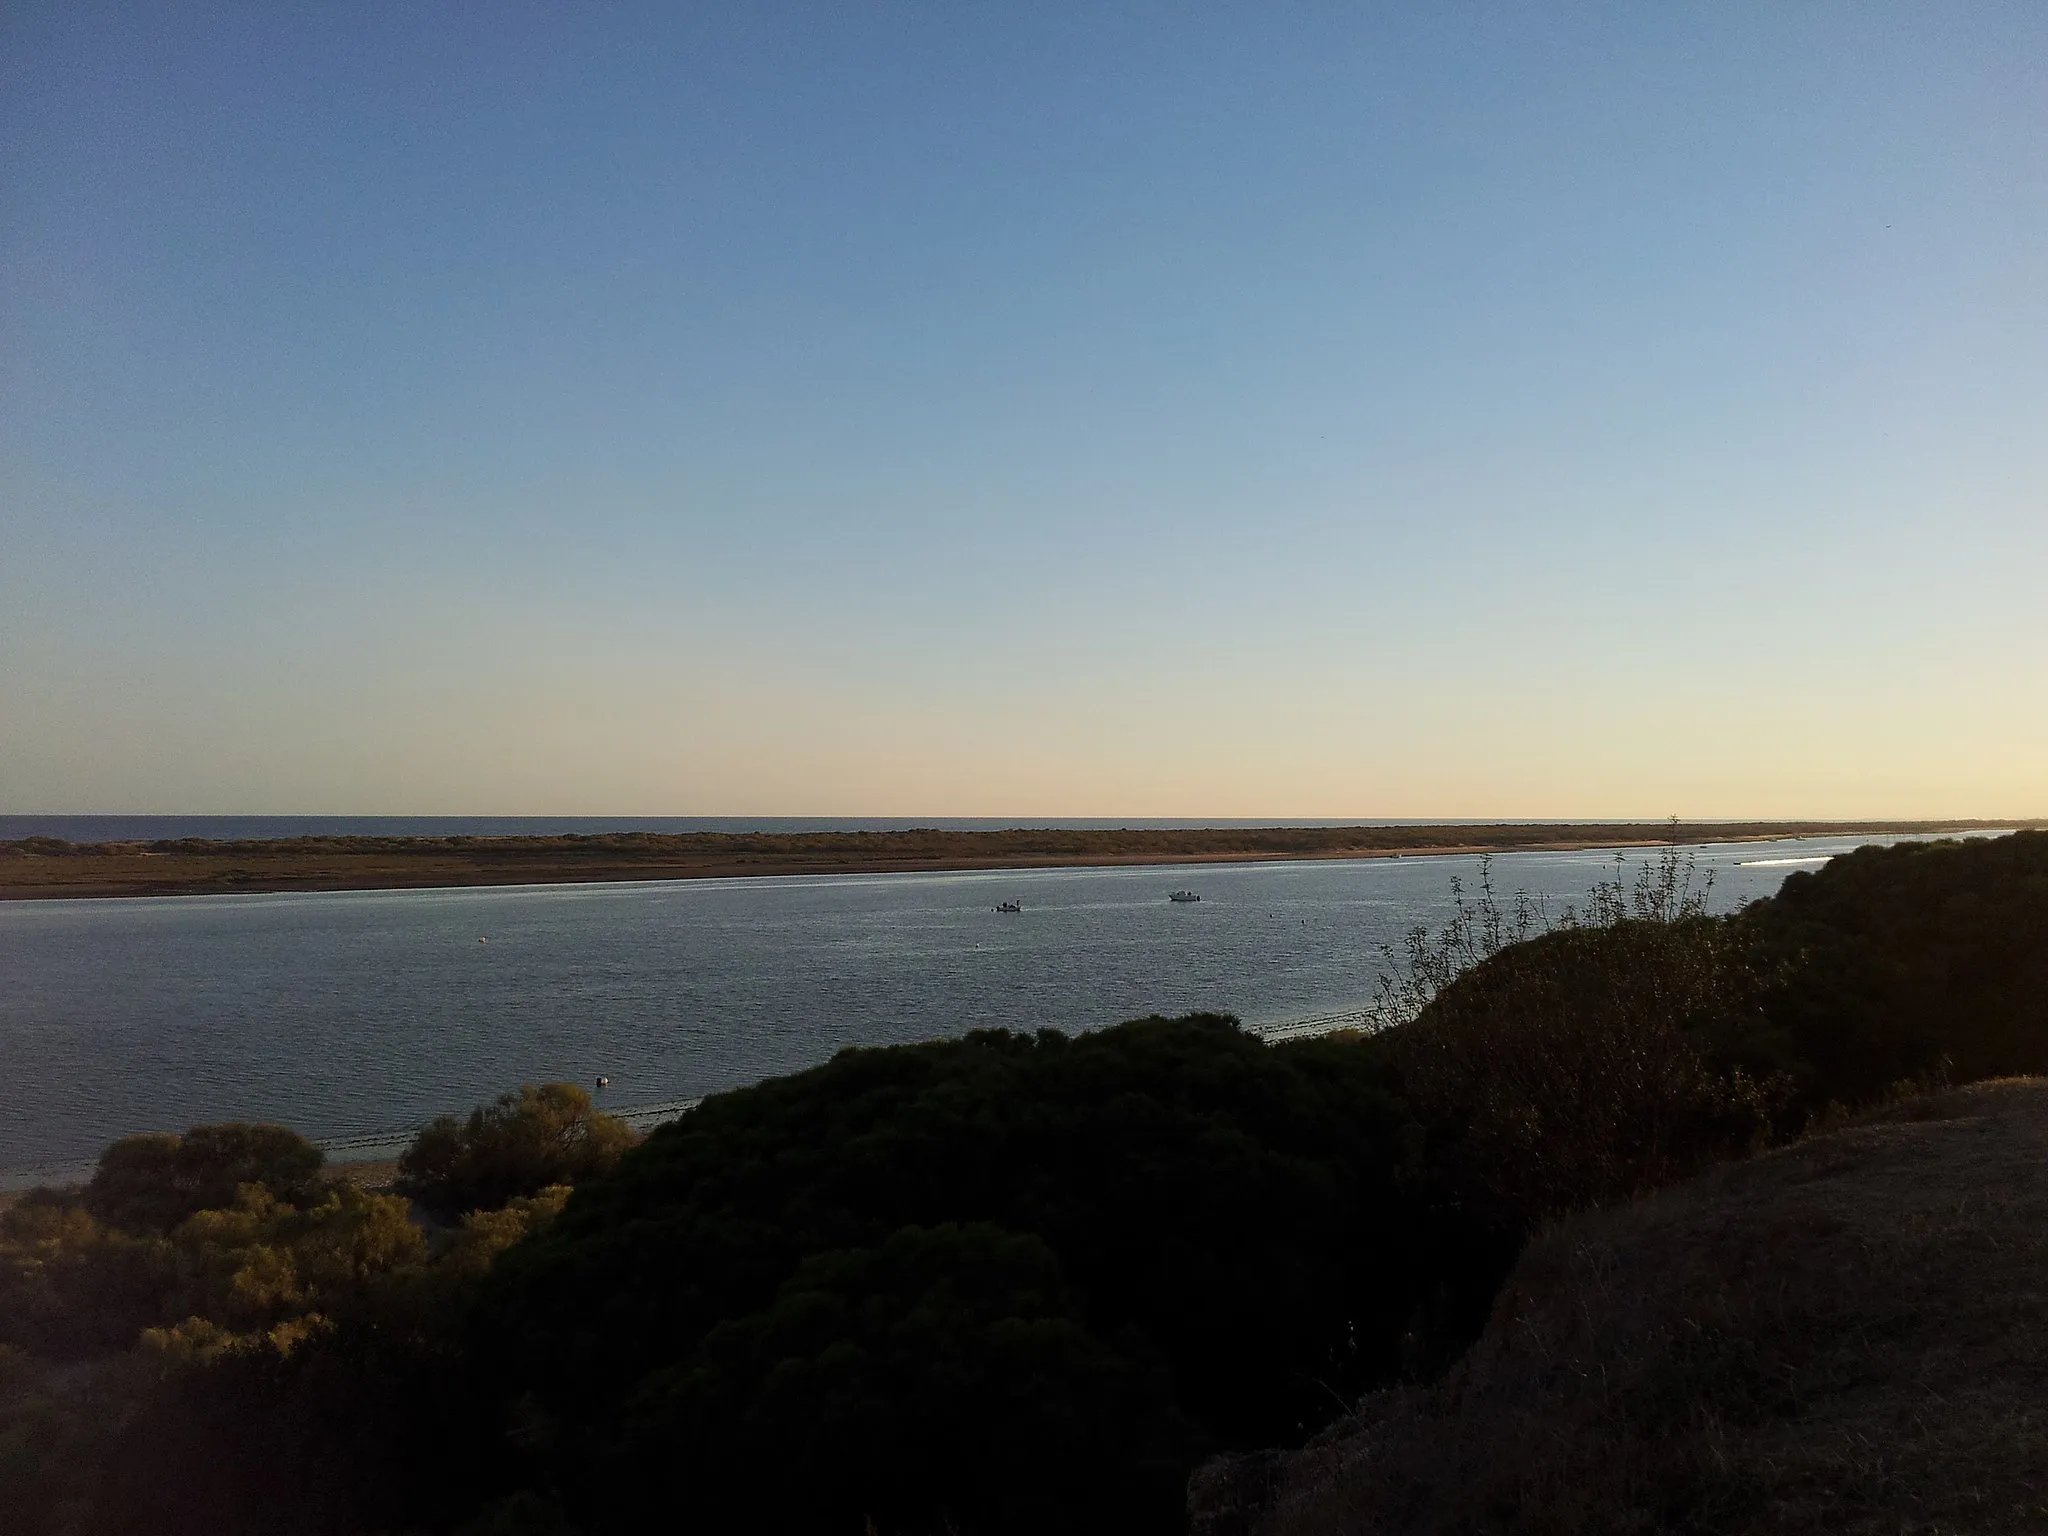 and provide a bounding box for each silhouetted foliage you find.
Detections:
[1387,918,1785,1228]
[613,1222,1192,1536]
[397,1083,637,1220]
[469,1016,1479,1535]
[1736,830,2048,1105]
